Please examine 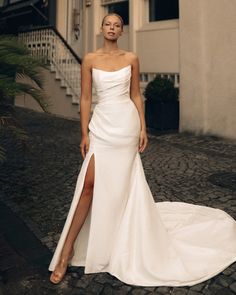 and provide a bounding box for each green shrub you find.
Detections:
[144,76,178,103]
